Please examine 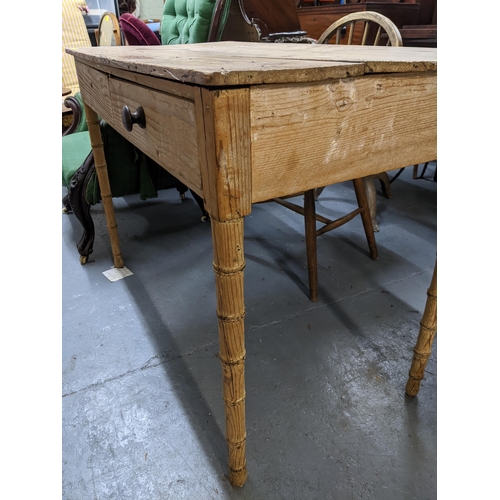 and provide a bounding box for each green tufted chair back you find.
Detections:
[161,0,226,44]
